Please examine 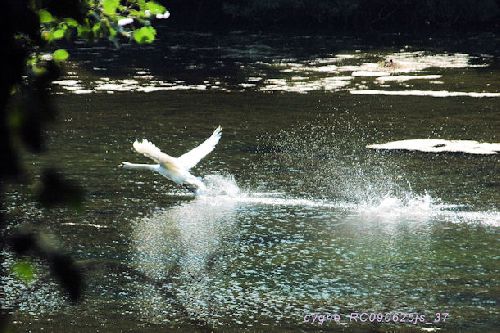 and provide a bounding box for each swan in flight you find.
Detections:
[121,126,222,193]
